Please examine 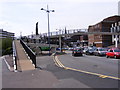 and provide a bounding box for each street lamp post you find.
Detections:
[41,5,55,56]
